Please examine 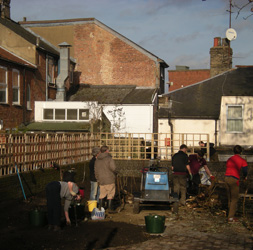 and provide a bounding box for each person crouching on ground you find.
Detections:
[225,145,248,223]
[95,145,117,213]
[188,151,214,196]
[46,180,81,231]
